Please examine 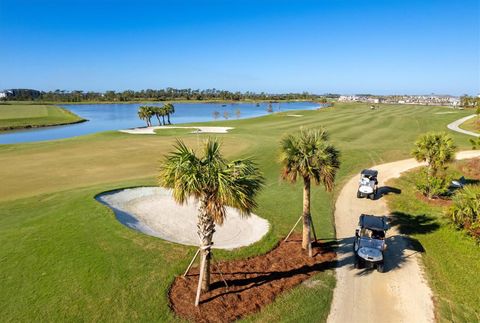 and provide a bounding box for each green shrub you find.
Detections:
[415,168,451,198]
[447,185,480,241]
